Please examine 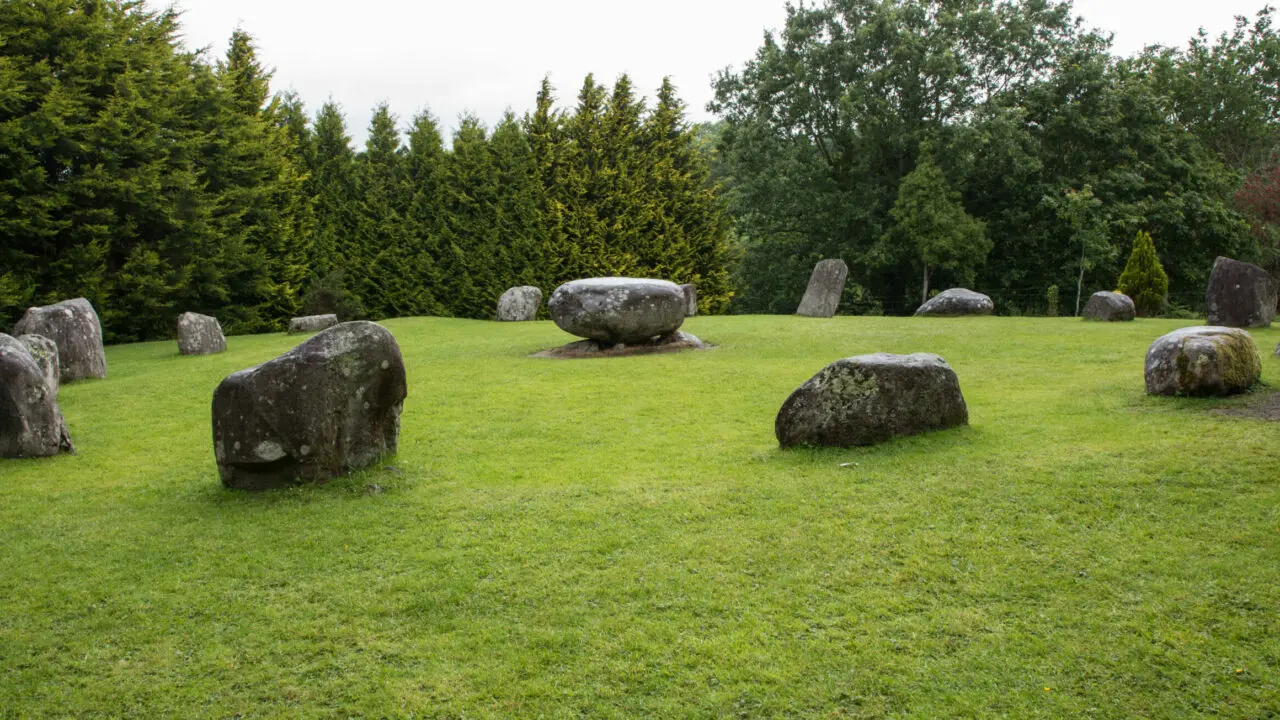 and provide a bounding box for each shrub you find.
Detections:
[1117,231,1169,317]
[1046,285,1060,317]
[300,271,366,321]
